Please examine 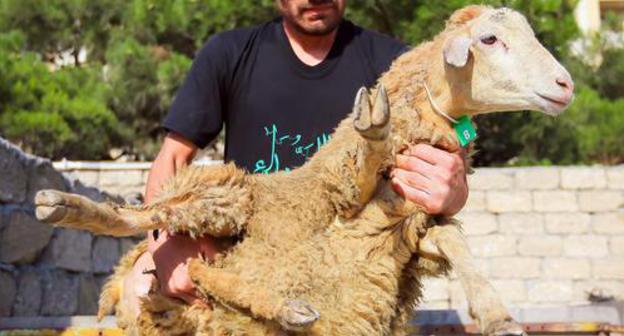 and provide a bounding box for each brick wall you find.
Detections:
[422,166,624,309]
